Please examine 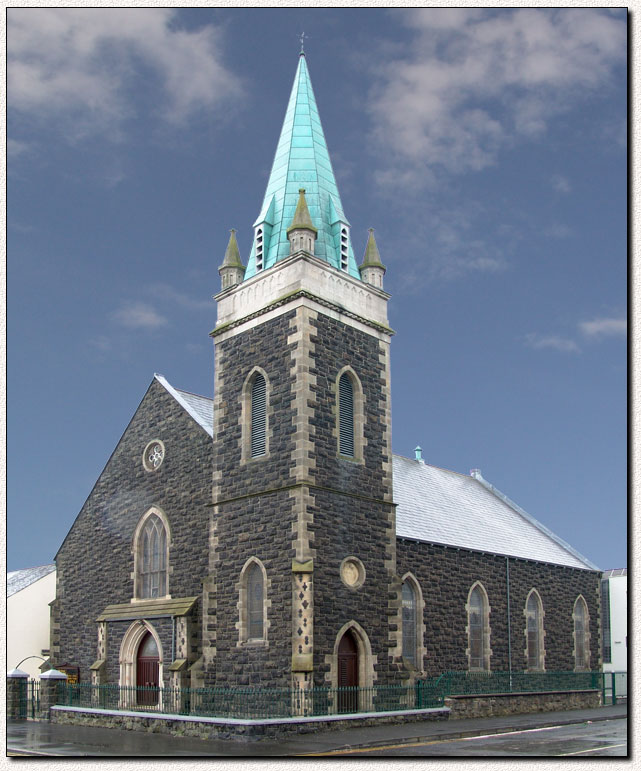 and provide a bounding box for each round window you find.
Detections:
[143,440,165,472]
[340,557,366,590]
